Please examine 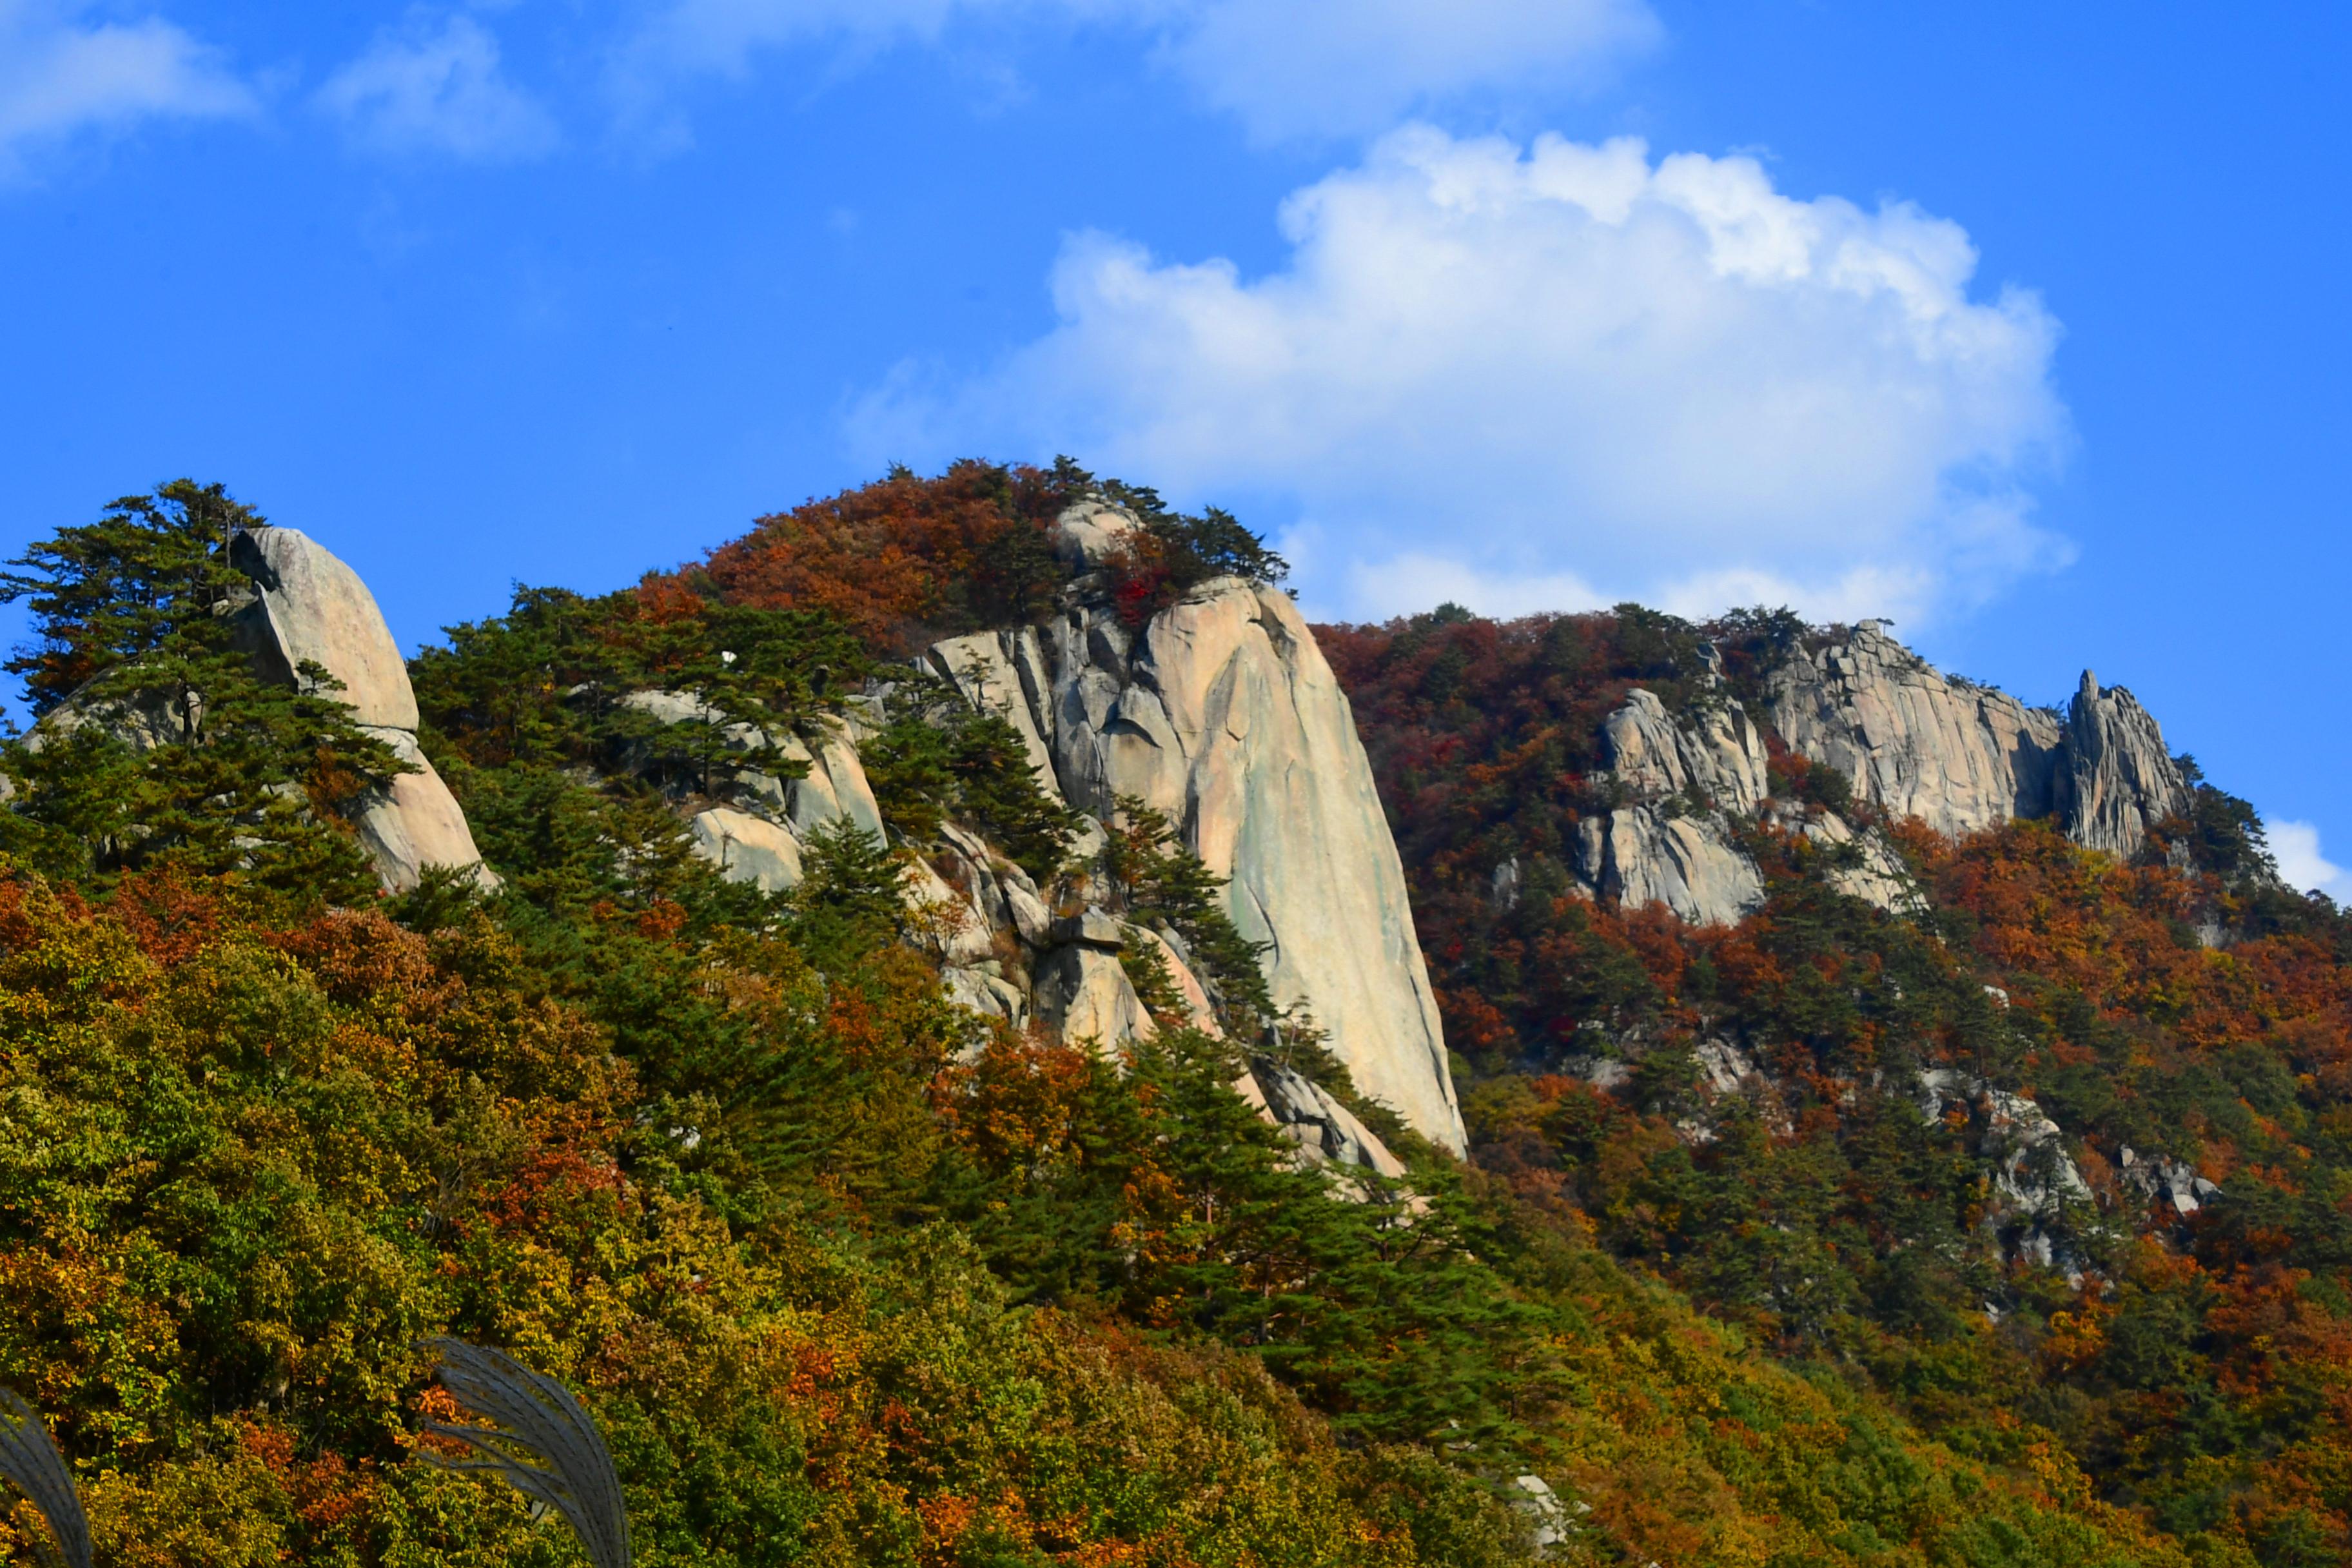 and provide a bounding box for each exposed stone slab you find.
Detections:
[224,527,493,892]
[688,806,804,893]
[1255,1061,1409,1179]
[1766,623,2066,839]
[1576,807,1763,928]
[1037,944,1155,1050]
[231,527,420,730]
[1041,580,1465,1153]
